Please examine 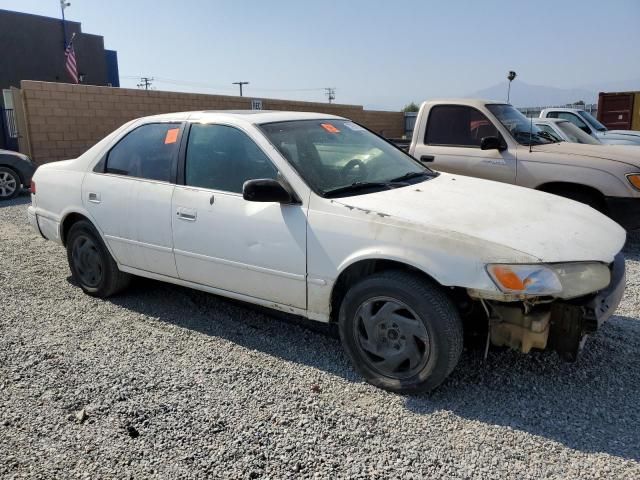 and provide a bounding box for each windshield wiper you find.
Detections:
[323,182,396,198]
[536,131,561,143]
[389,171,433,182]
